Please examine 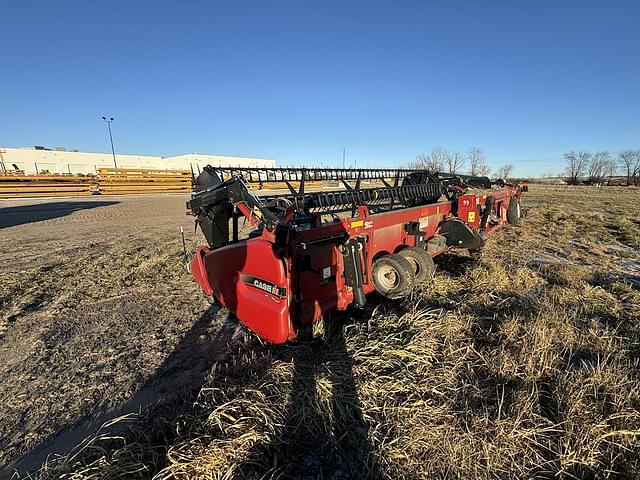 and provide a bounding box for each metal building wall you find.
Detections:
[0,147,276,175]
